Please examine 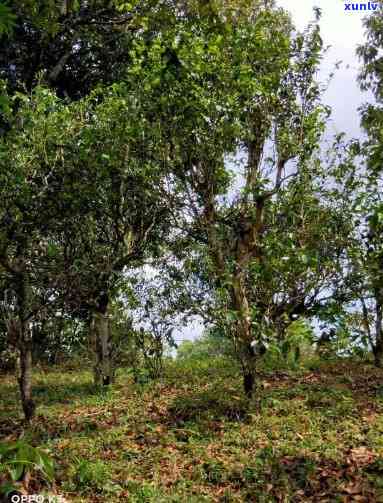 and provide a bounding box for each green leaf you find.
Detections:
[8,462,24,482]
[36,450,54,481]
